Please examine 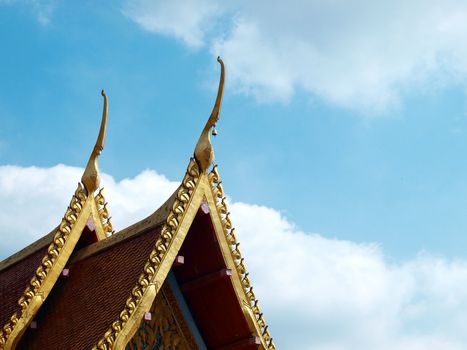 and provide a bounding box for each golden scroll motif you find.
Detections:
[208,165,276,350]
[0,184,87,349]
[92,158,201,350]
[0,91,114,349]
[95,188,114,237]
